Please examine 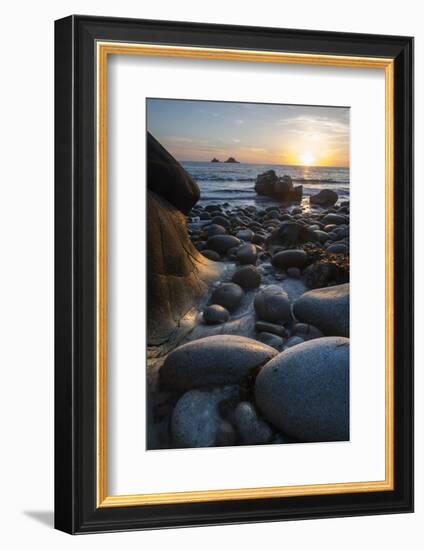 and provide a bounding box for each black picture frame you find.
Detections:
[55,15,414,534]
